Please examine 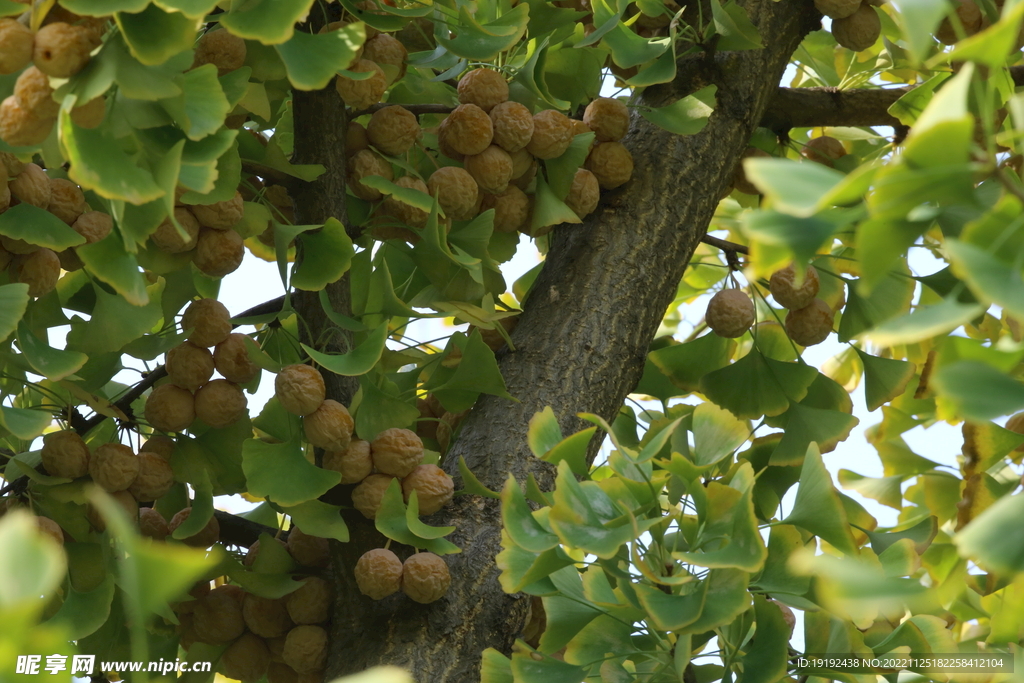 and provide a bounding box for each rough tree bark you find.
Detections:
[288,1,820,680]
